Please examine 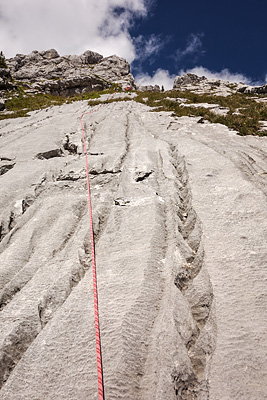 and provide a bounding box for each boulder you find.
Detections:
[40,49,60,59]
[173,73,207,88]
[81,50,103,64]
[137,85,160,92]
